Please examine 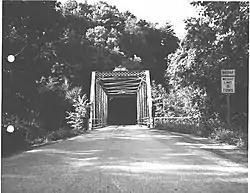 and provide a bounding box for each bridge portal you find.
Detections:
[89,68,153,129]
[108,96,137,125]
